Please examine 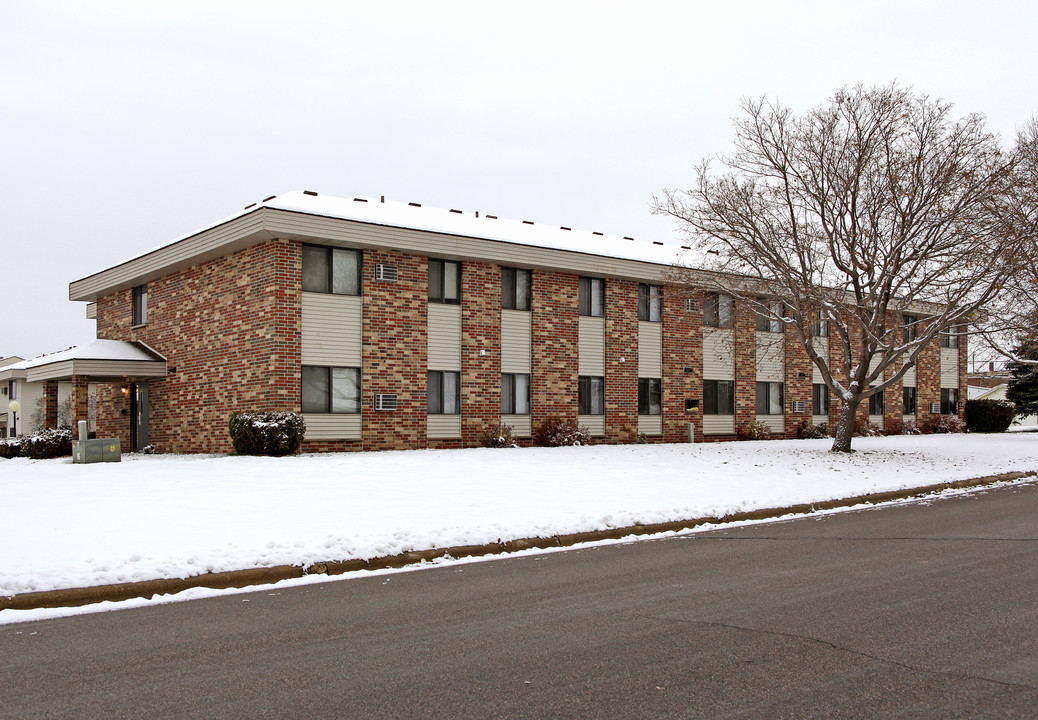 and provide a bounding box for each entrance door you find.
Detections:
[129,383,149,451]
